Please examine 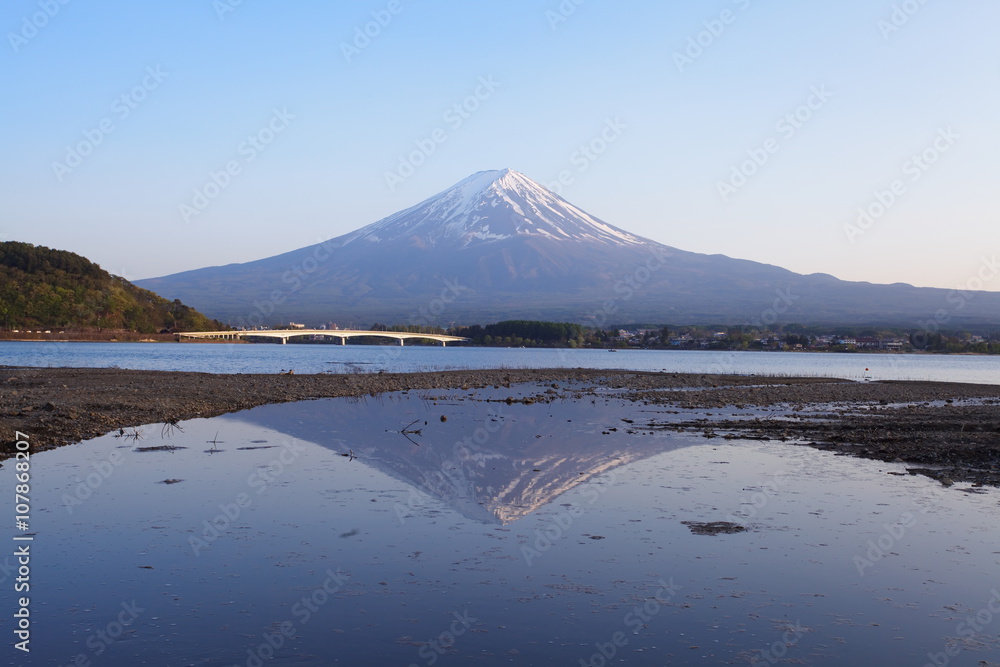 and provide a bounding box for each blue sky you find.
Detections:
[3,0,998,291]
